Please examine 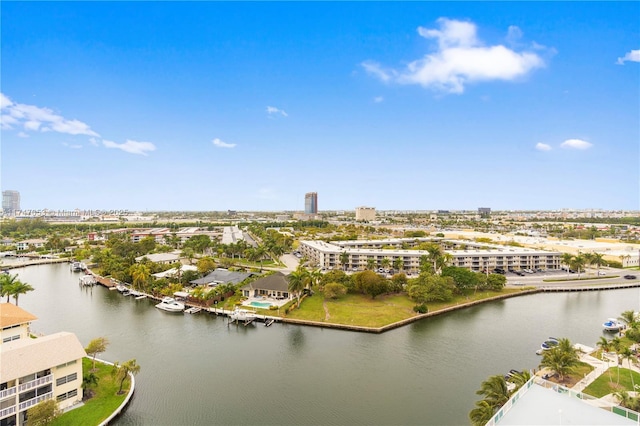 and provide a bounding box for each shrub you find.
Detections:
[413,303,428,314]
[269,305,278,310]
